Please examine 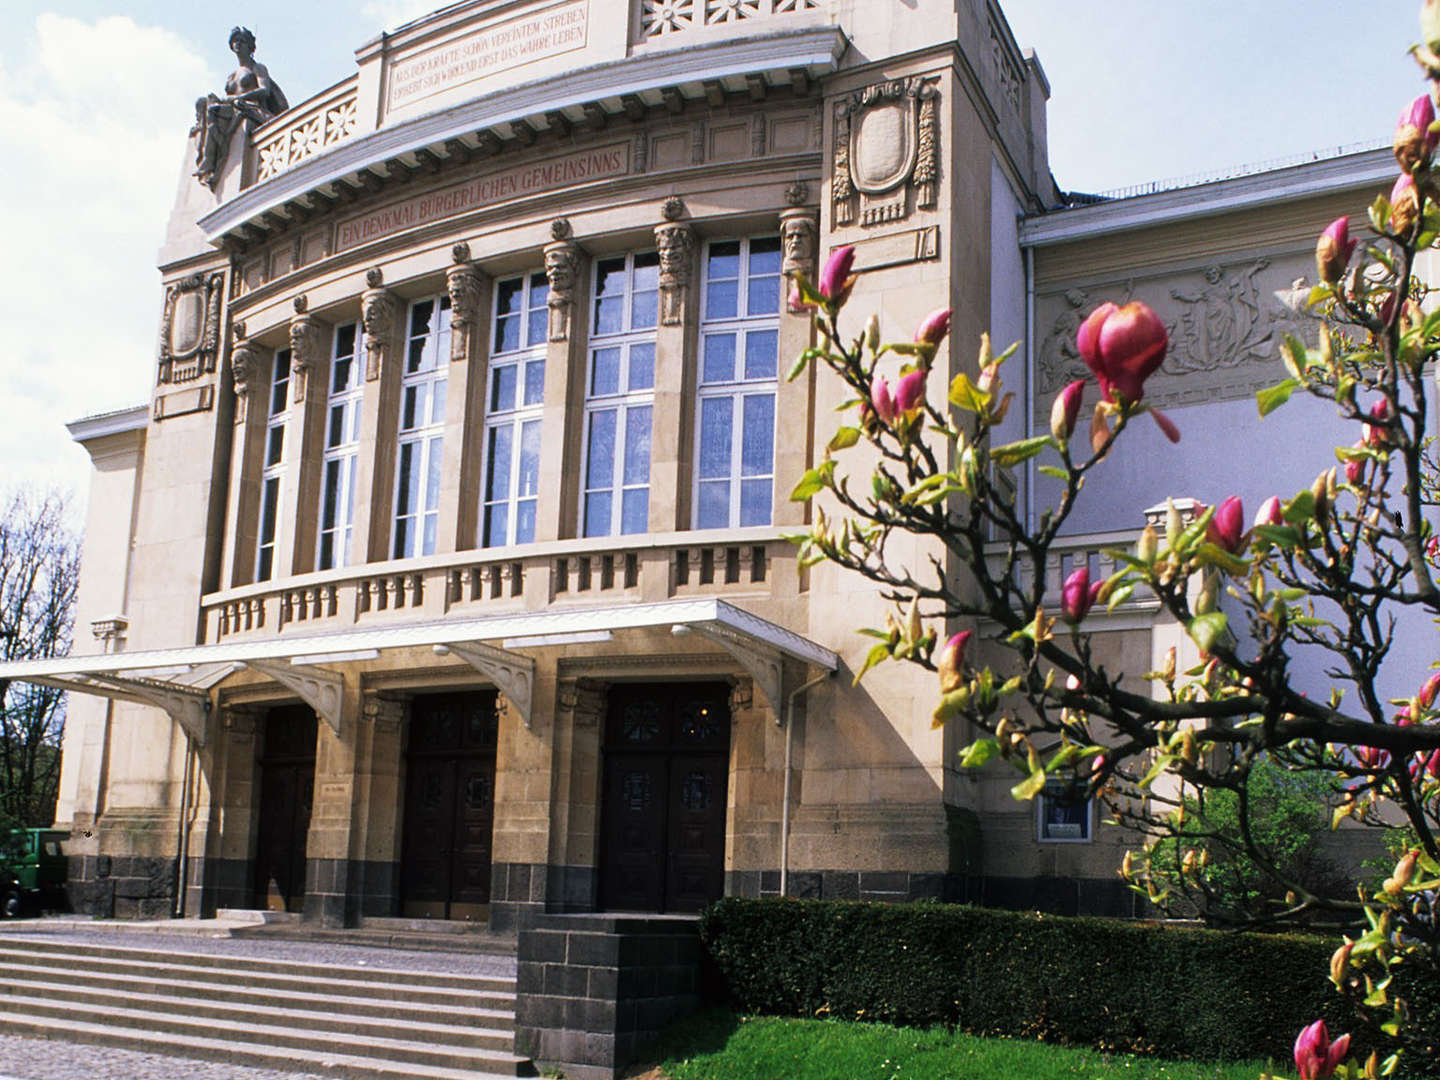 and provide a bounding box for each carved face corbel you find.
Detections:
[446,257,485,364]
[832,76,940,228]
[544,219,580,343]
[159,271,226,385]
[288,295,327,404]
[360,267,398,382]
